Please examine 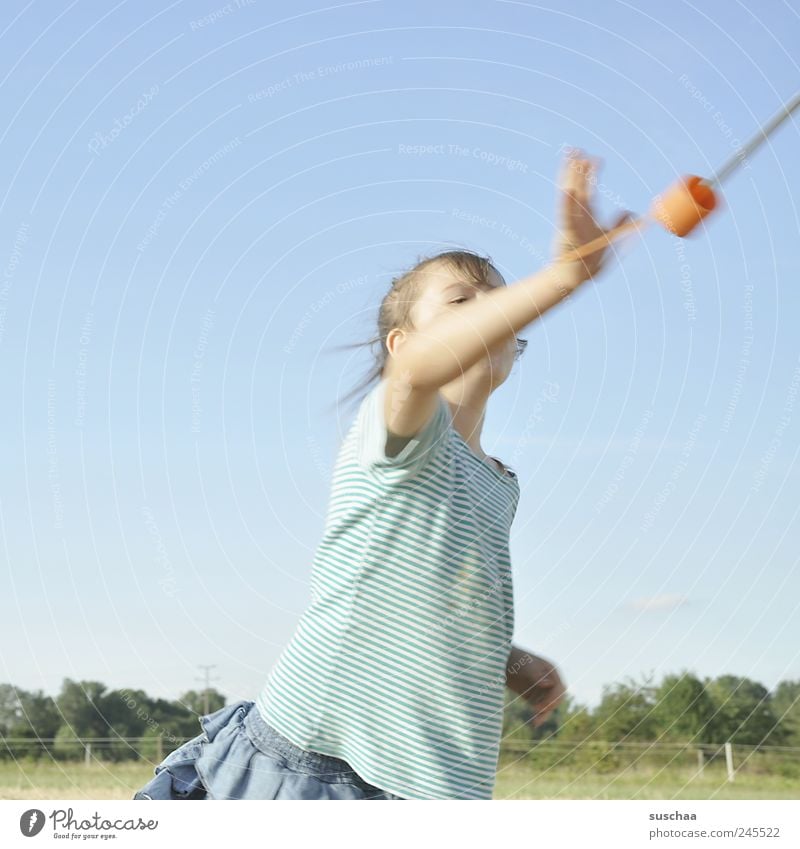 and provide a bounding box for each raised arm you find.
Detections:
[387,261,580,392]
[383,149,630,437]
